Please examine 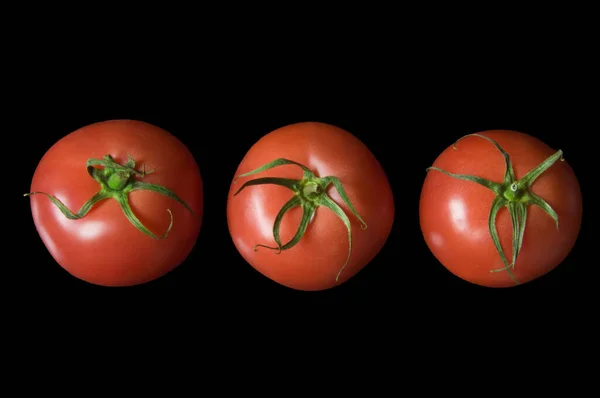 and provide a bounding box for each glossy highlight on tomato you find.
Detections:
[420,130,582,287]
[227,122,394,291]
[27,120,203,287]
